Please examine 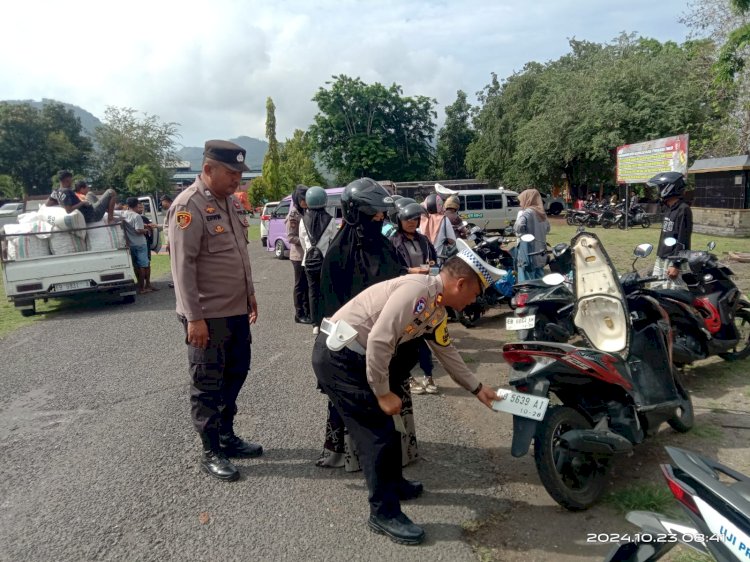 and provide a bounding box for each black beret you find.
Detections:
[203,140,250,172]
